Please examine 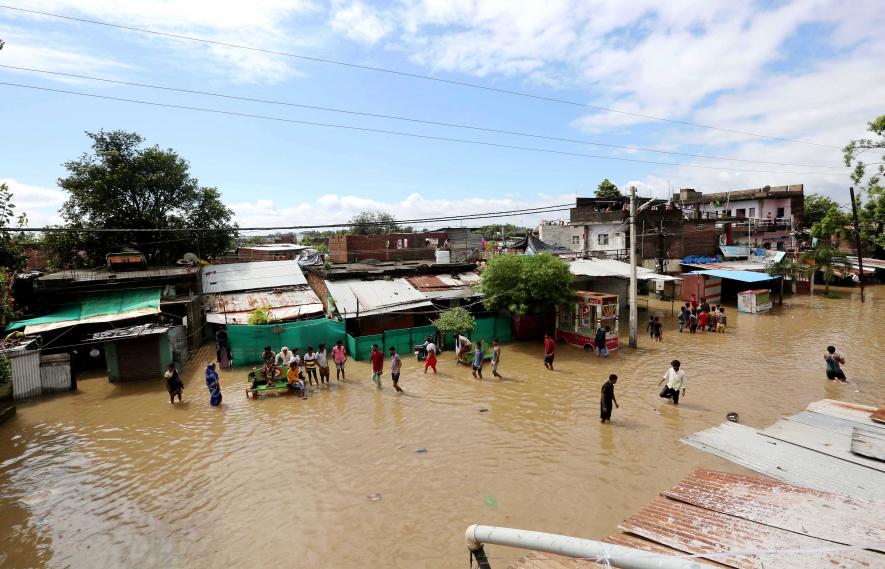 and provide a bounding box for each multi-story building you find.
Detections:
[674,185,804,225]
